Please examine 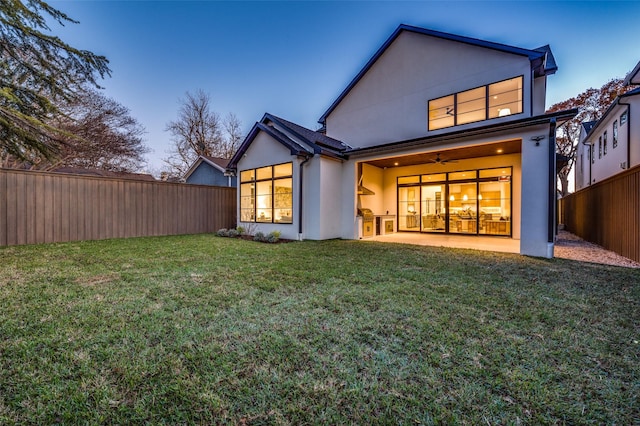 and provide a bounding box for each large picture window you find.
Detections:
[428,76,523,131]
[240,162,293,223]
[397,167,512,236]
